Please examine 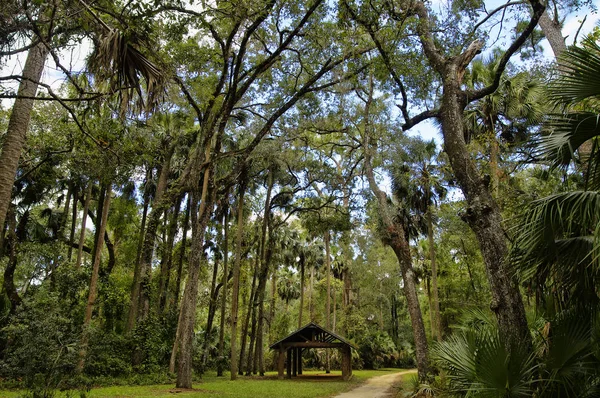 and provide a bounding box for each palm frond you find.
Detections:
[551,37,600,105]
[533,112,600,168]
[89,29,164,115]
